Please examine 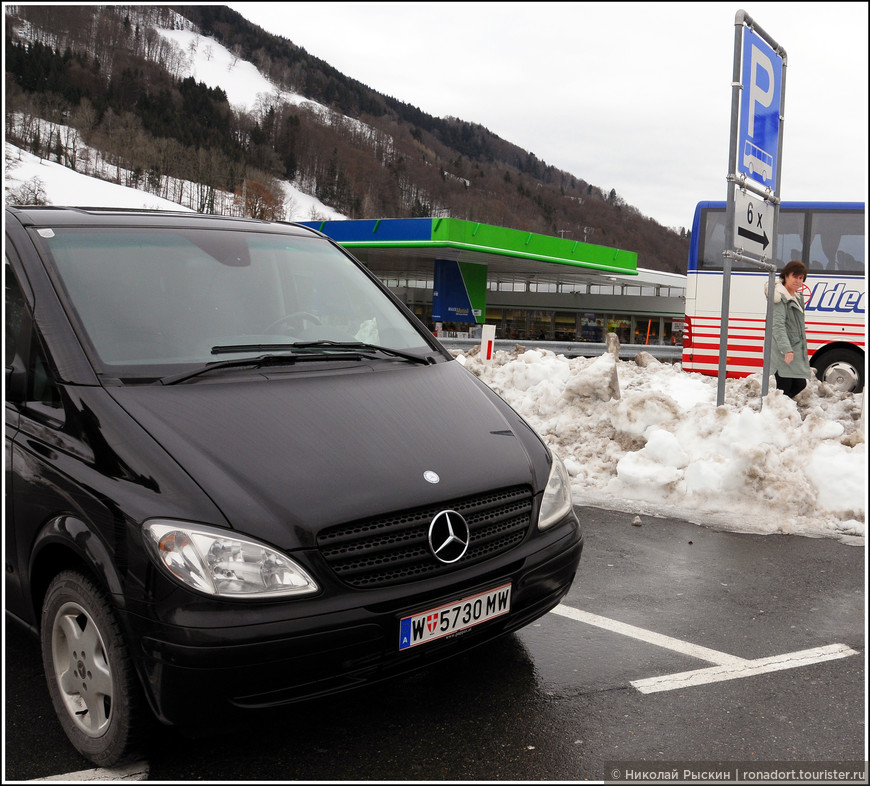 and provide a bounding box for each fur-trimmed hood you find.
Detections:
[763,279,804,307]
